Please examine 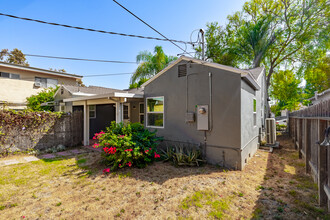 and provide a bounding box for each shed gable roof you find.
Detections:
[141,56,262,90]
